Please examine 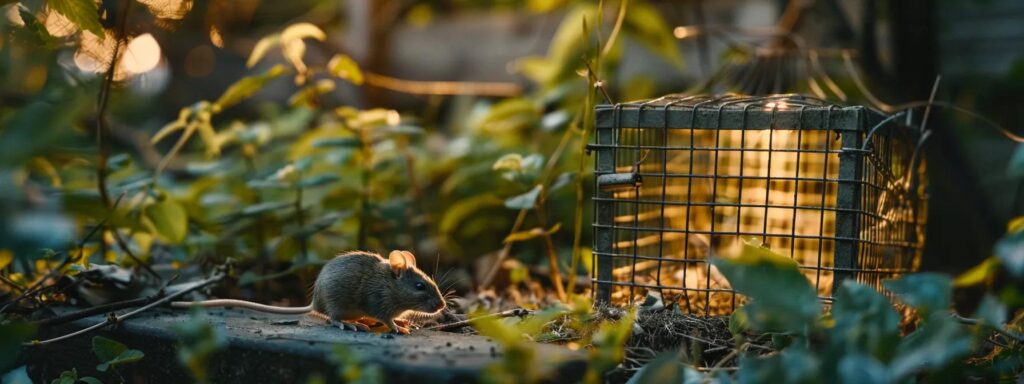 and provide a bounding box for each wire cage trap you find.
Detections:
[589,94,928,316]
